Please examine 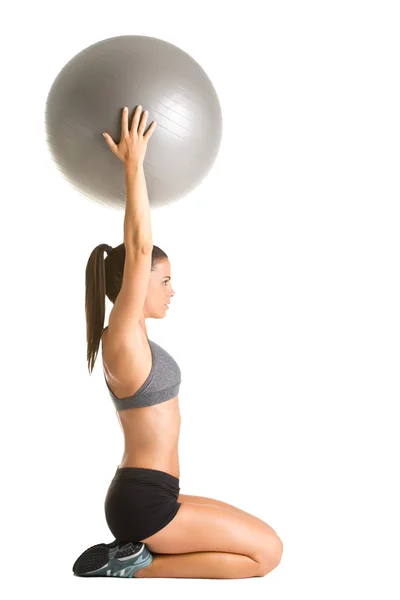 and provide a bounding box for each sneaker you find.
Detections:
[72,540,153,577]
